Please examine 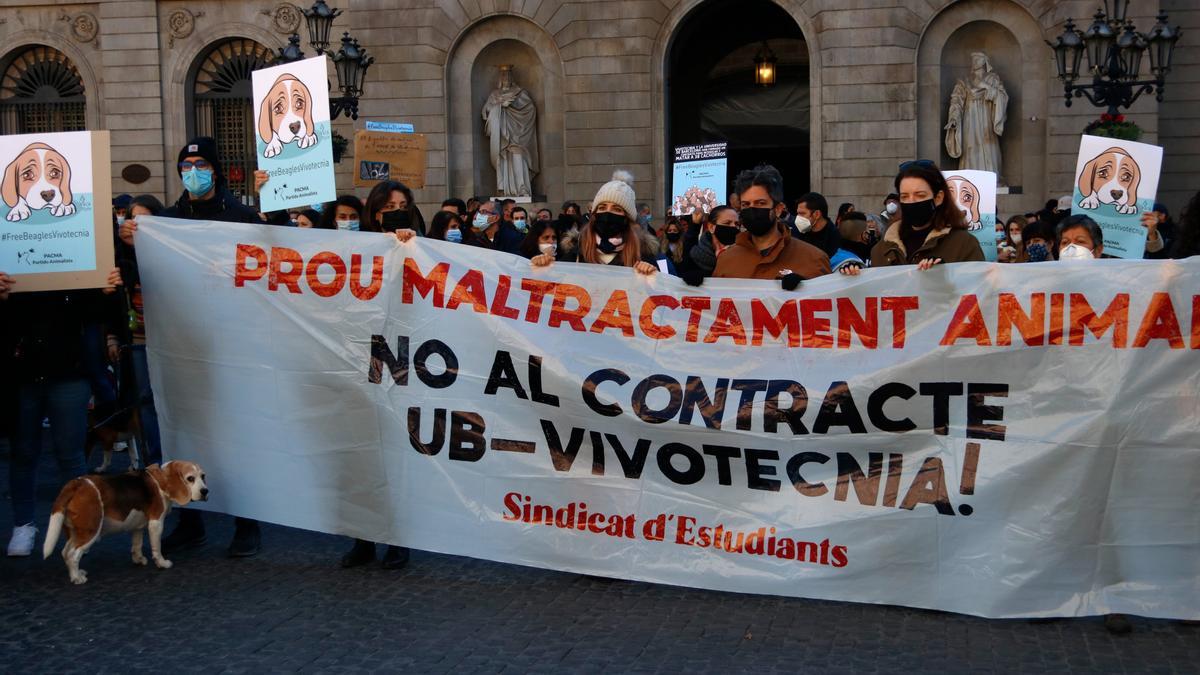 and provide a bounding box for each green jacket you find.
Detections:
[871,222,985,266]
